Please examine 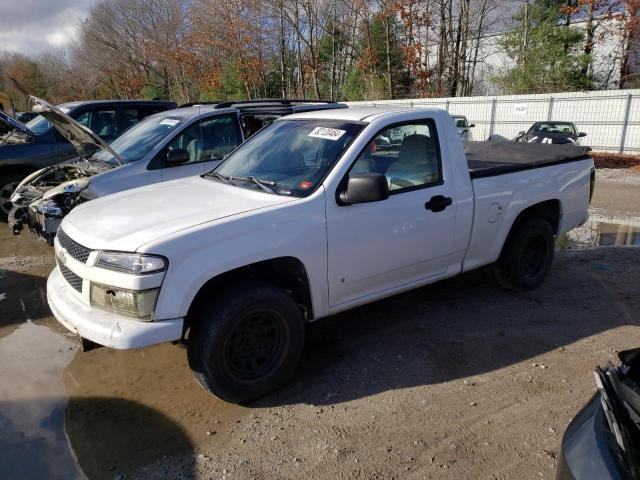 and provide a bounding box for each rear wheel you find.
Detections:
[0,172,24,223]
[187,282,305,403]
[494,217,555,291]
